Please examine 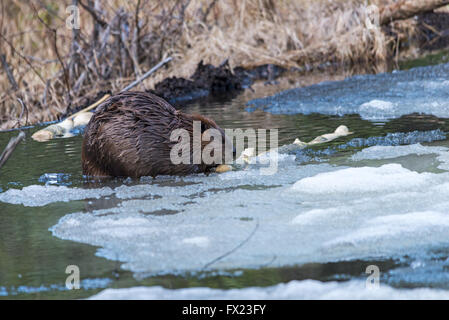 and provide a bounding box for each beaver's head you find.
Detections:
[193,113,236,166]
[175,112,236,169]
